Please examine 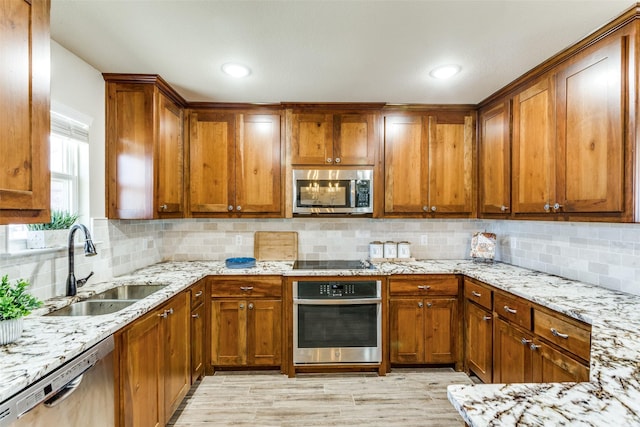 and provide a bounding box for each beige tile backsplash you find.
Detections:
[2,217,639,300]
